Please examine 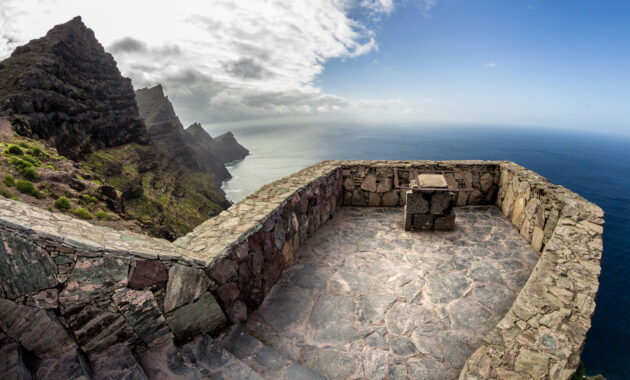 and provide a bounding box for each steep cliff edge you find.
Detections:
[0,17,231,239]
[0,16,147,160]
[185,122,249,165]
[135,86,231,183]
